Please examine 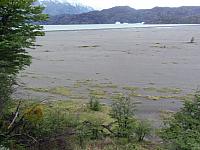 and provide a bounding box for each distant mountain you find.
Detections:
[35,0,94,16]
[43,6,200,24]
